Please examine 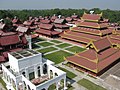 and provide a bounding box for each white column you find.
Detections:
[25,69,29,80]
[34,66,38,78]
[56,82,59,90]
[53,72,55,78]
[25,35,32,49]
[48,69,50,79]
[29,37,32,49]
[64,77,67,90]
[40,64,43,76]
